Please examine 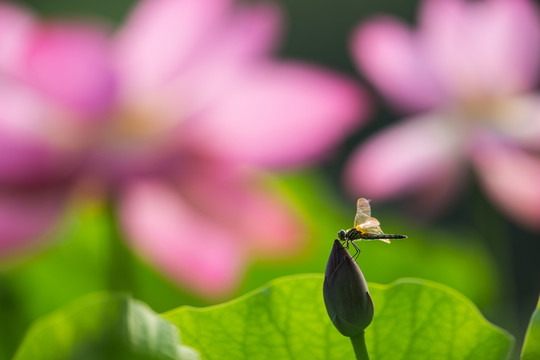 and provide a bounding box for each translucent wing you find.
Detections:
[357,217,383,235]
[353,198,372,228]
